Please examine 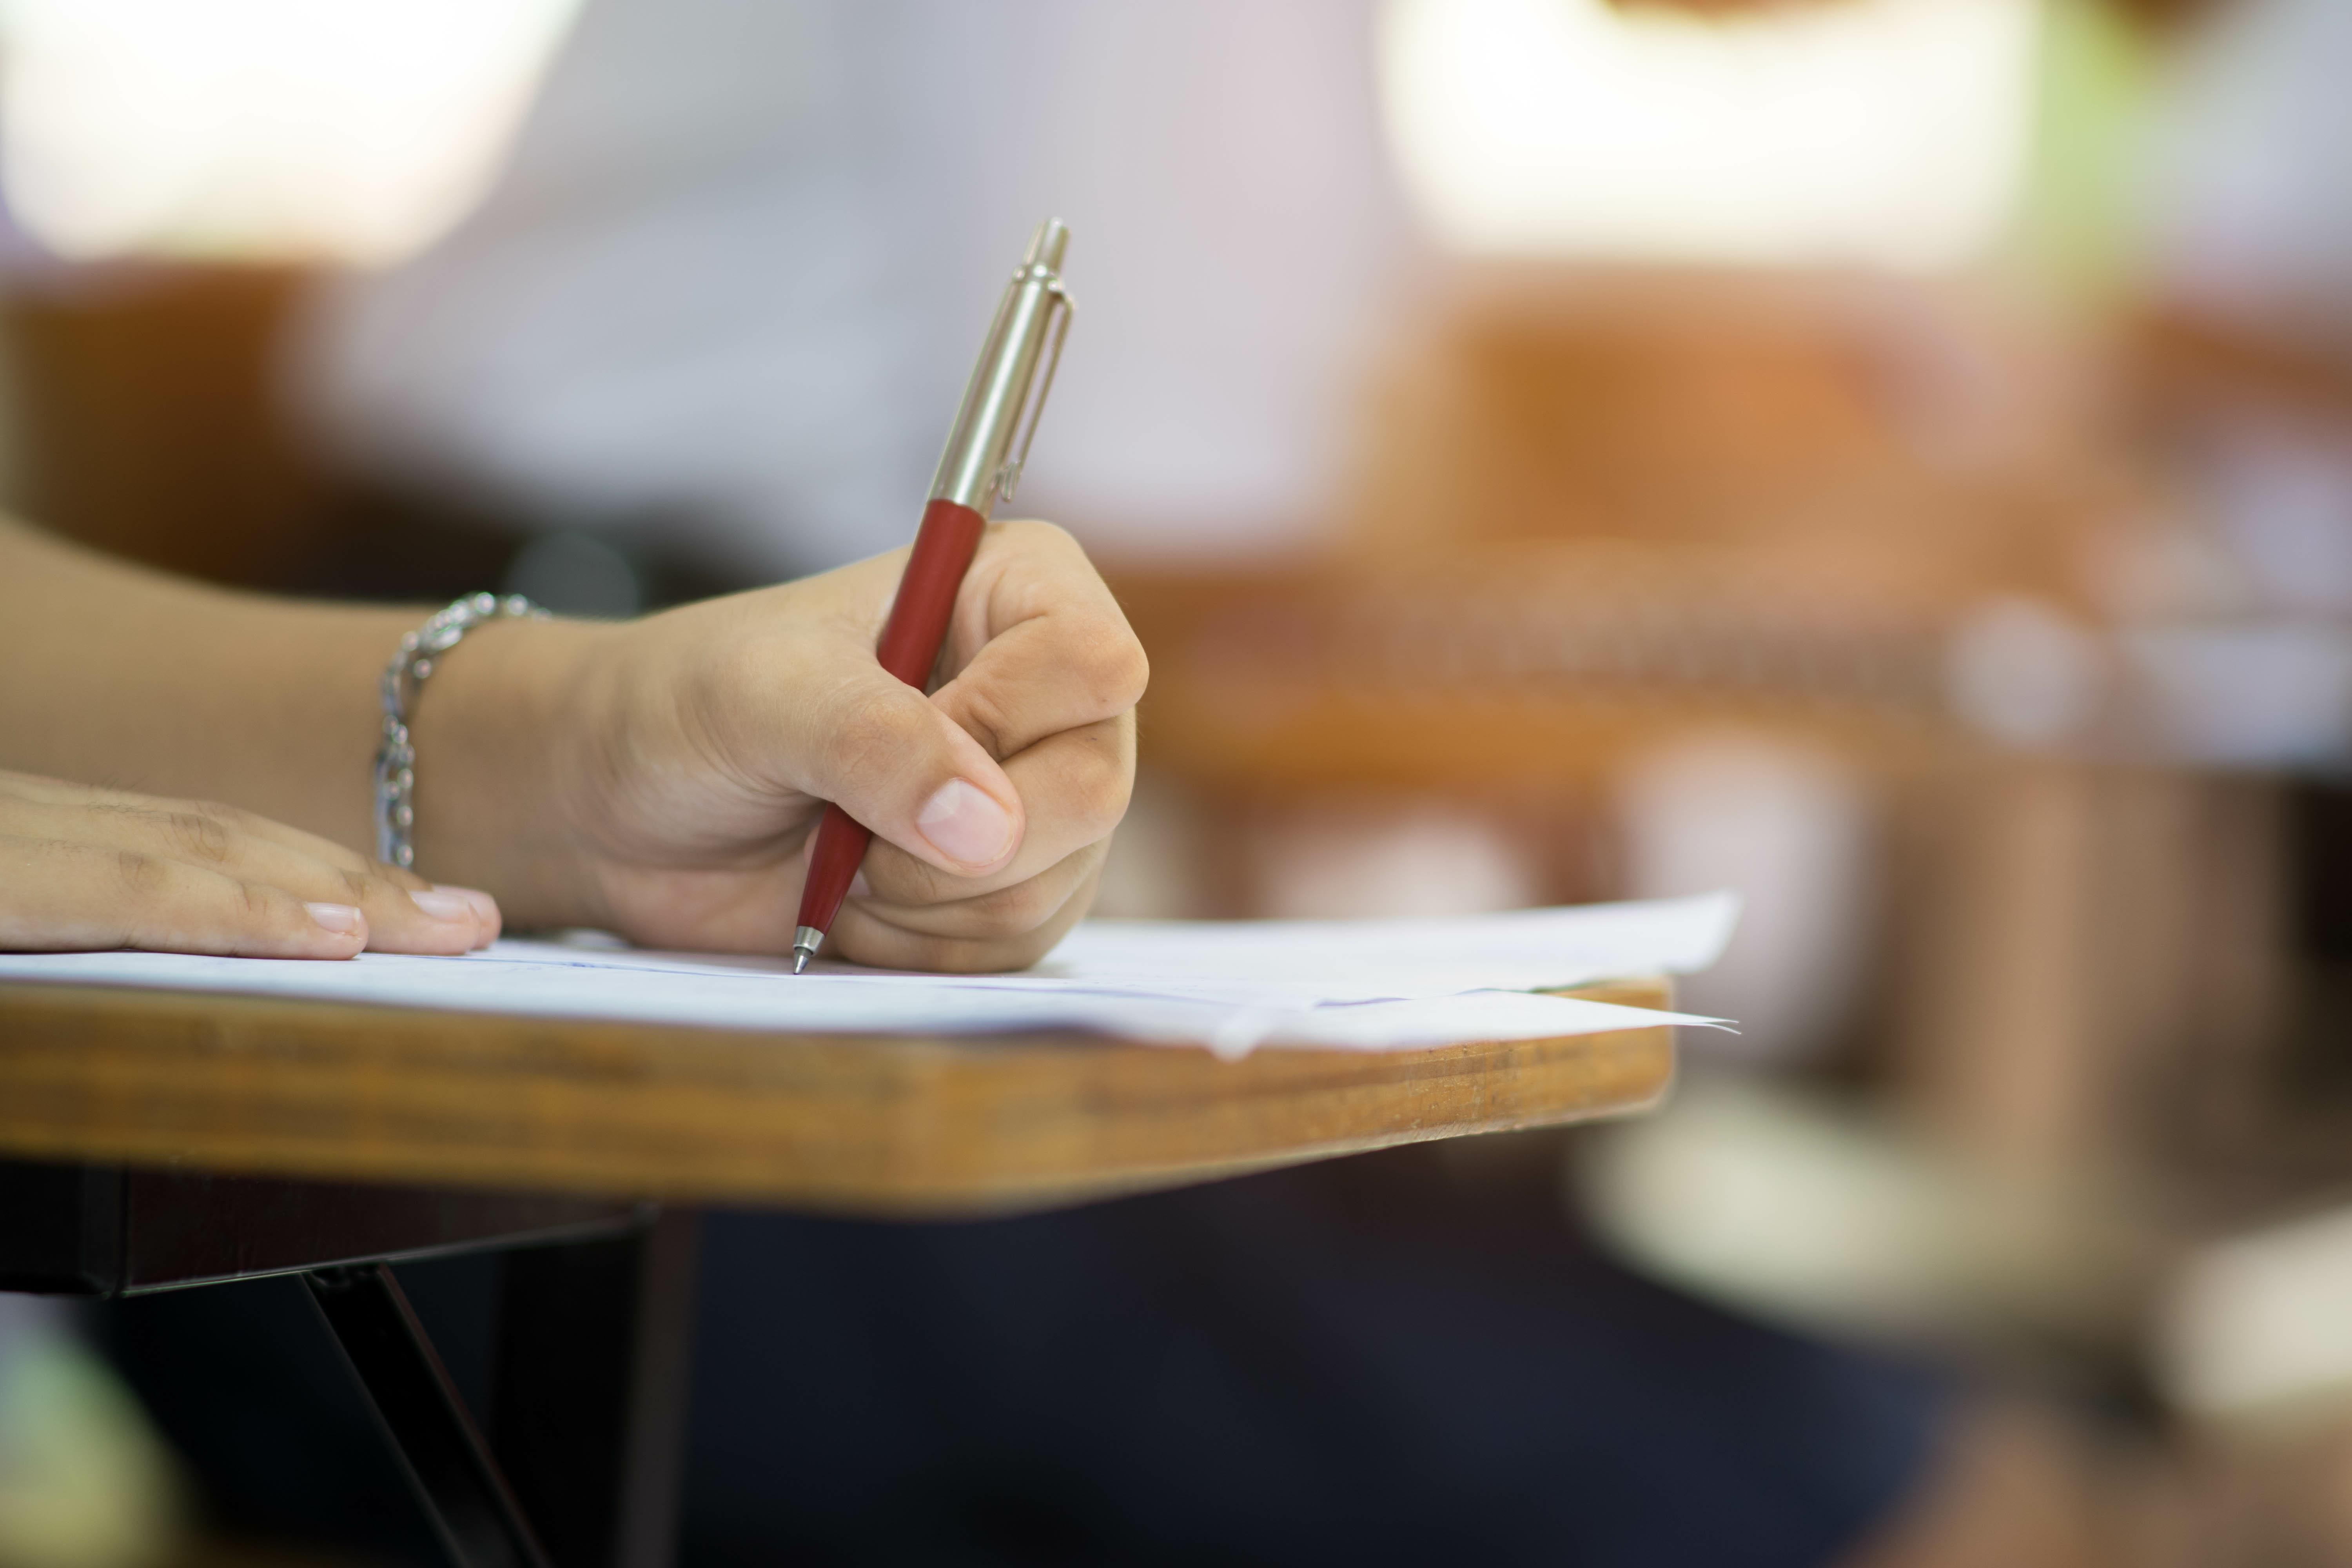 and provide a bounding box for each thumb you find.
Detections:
[792,655,1025,875]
